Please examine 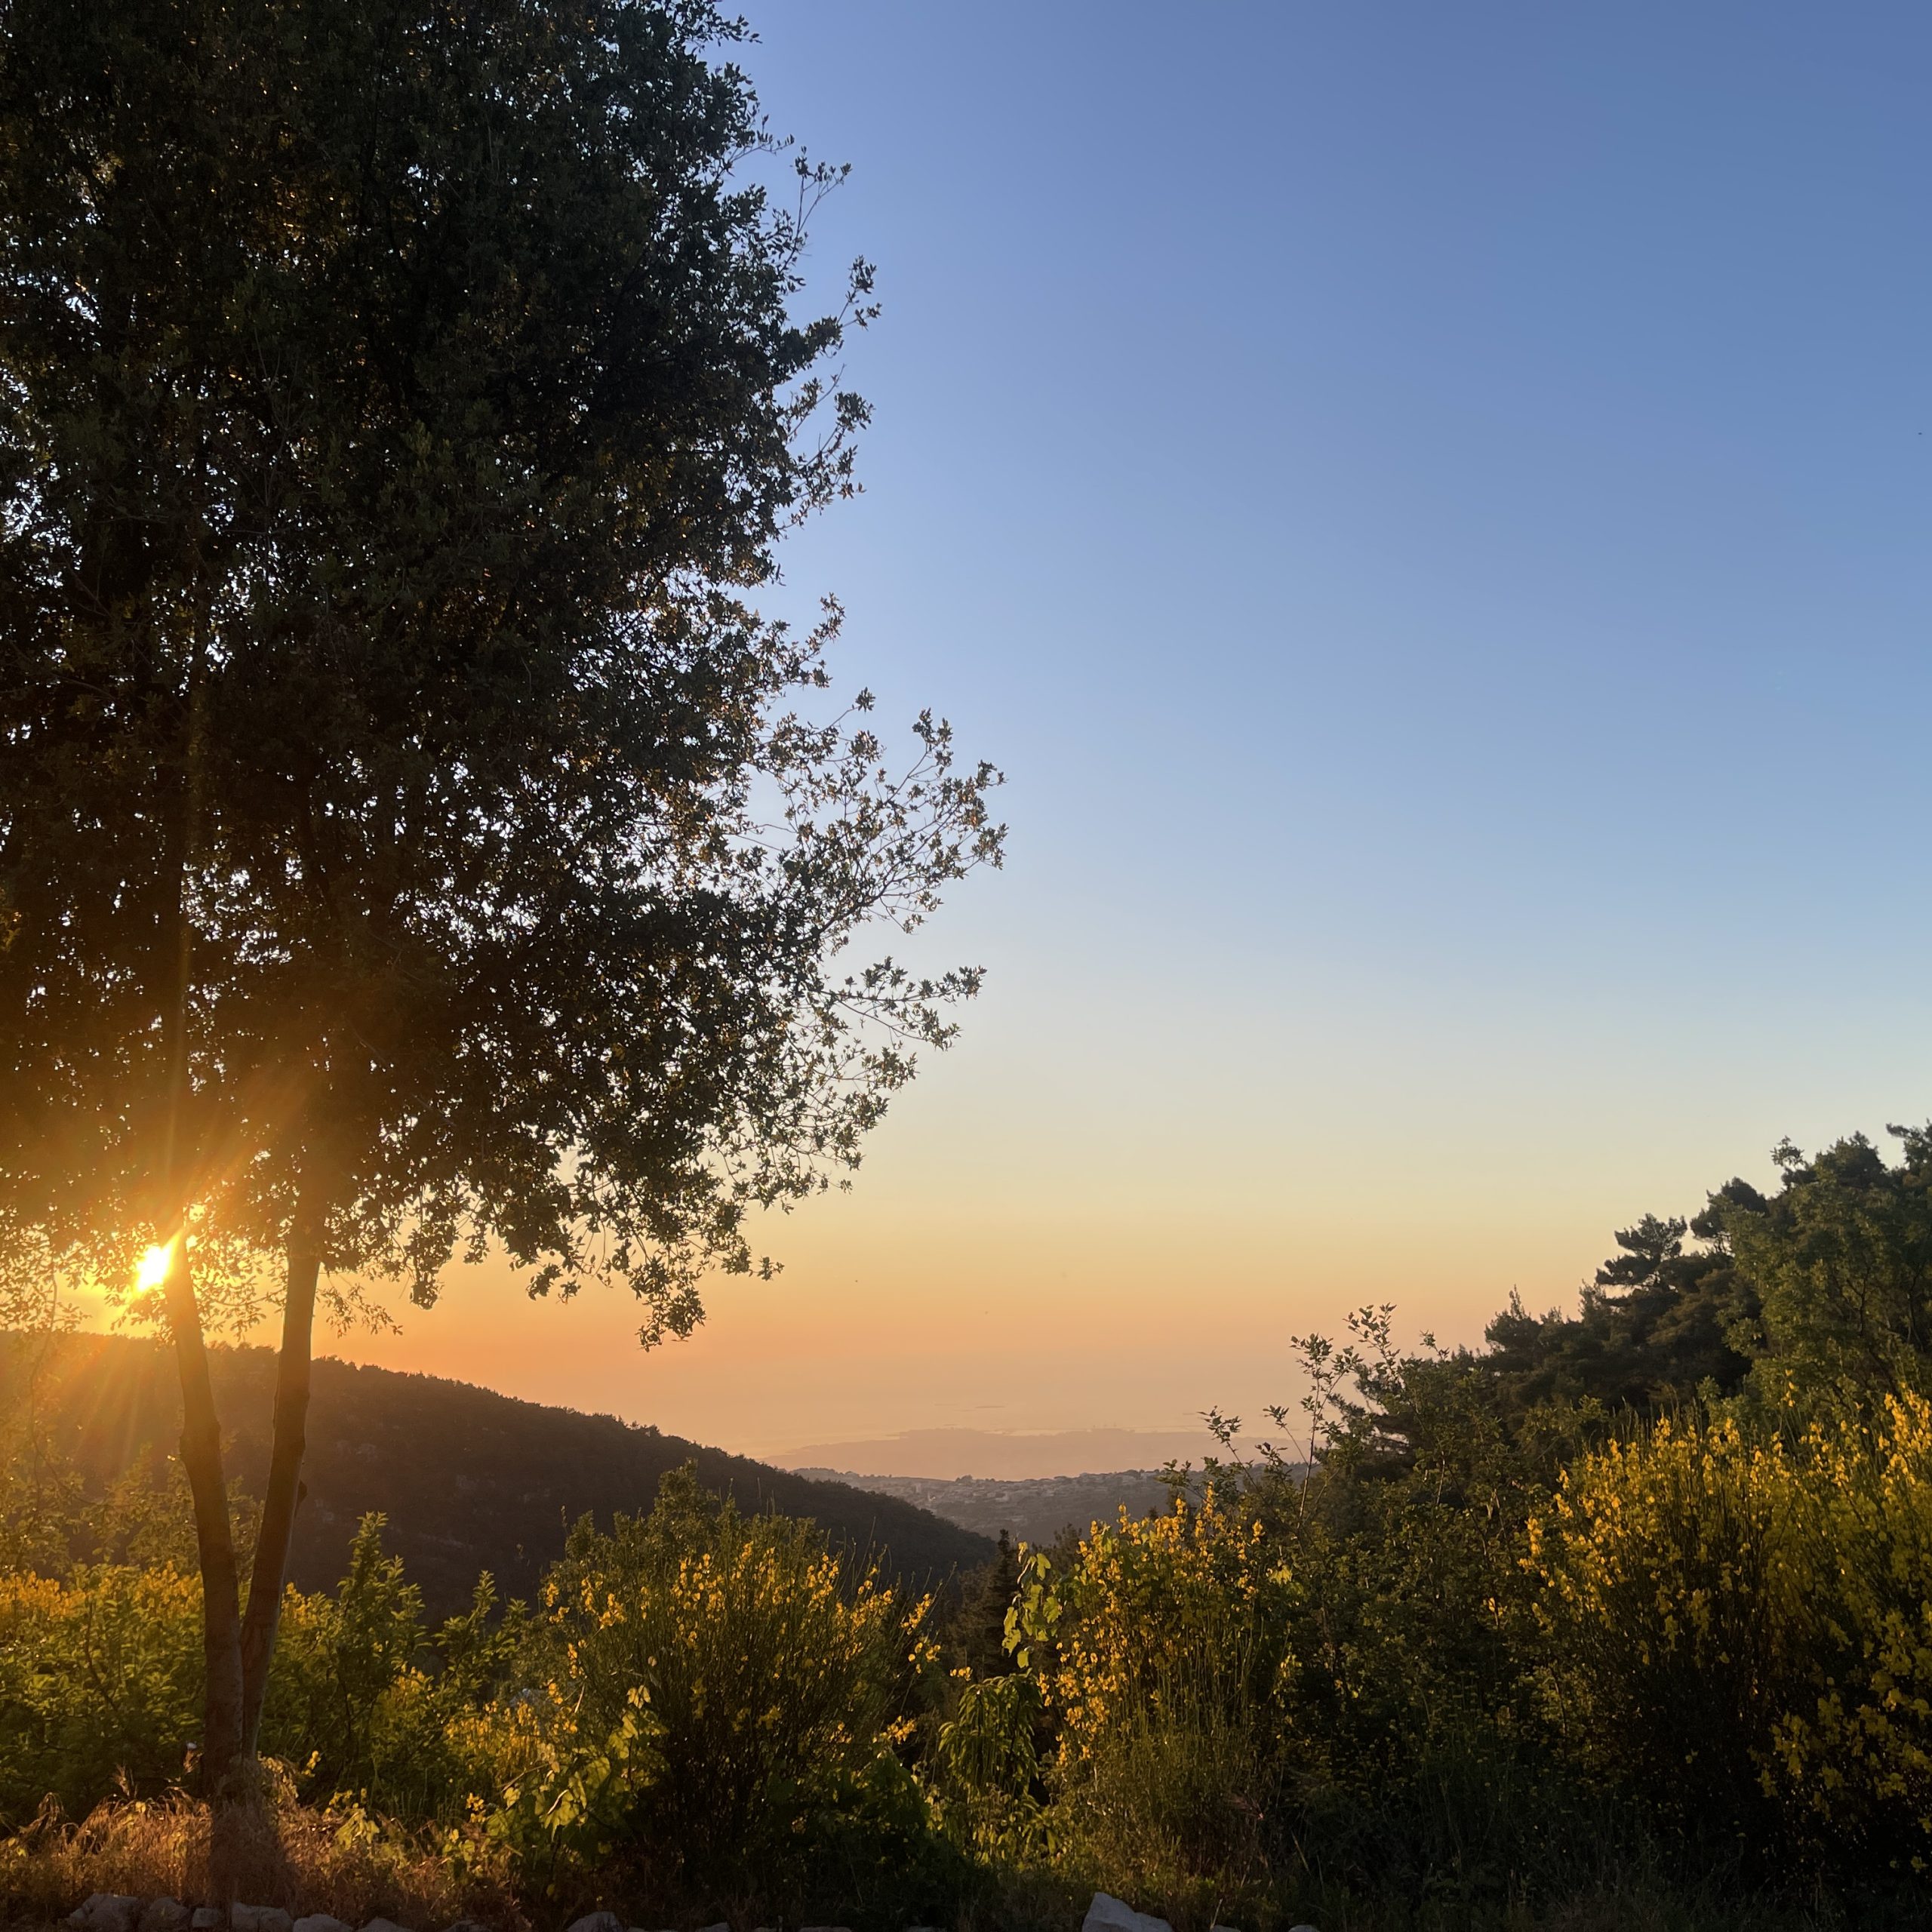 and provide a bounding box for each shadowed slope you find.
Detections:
[3,1334,994,1612]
